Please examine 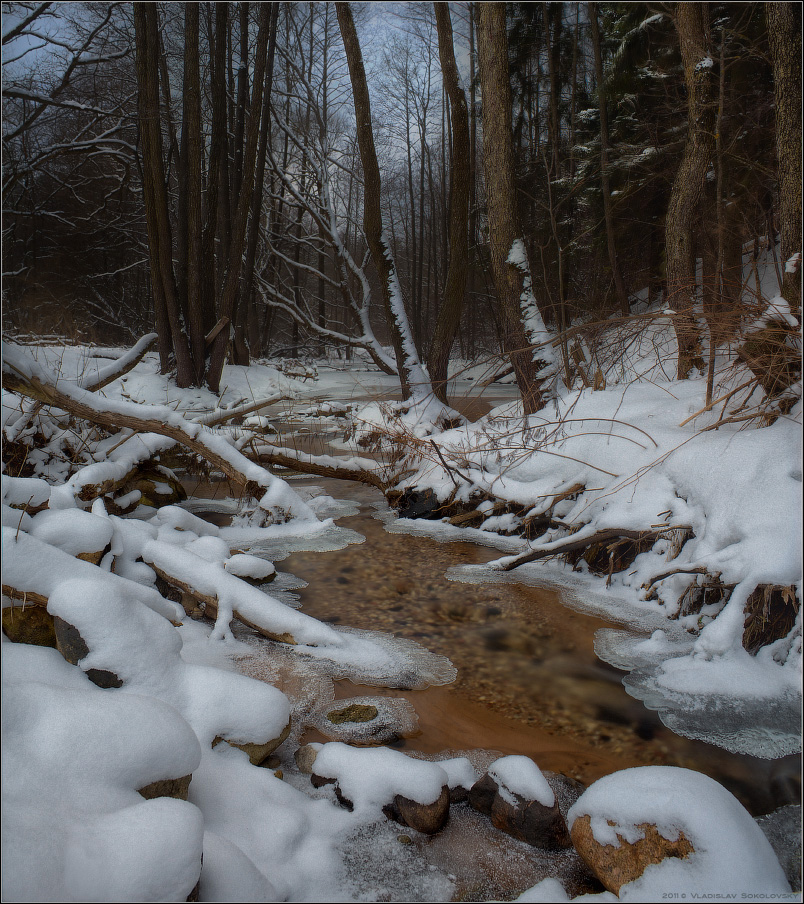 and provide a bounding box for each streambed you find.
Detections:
[185,472,800,819]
